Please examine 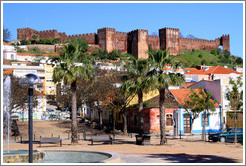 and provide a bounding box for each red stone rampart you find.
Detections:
[147,35,160,50]
[17,27,230,58]
[180,37,221,53]
[67,33,97,44]
[114,31,128,53]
